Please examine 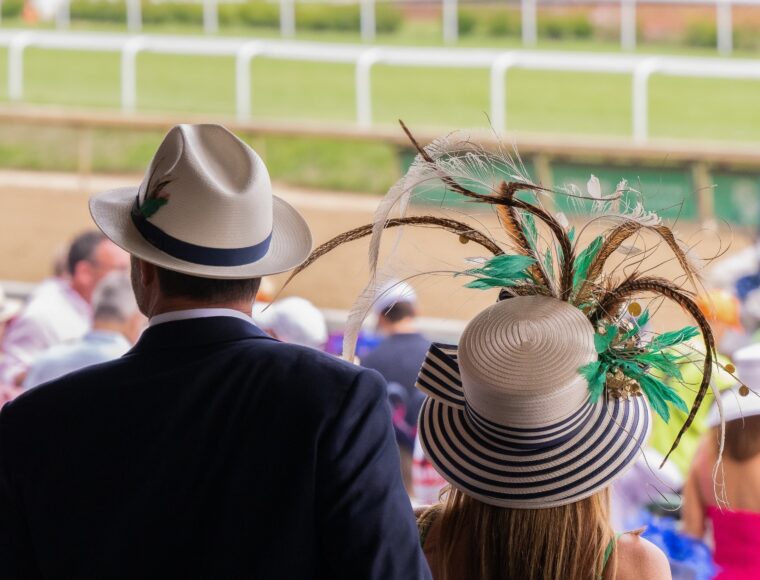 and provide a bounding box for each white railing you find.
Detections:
[1,29,760,142]
[20,0,760,54]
